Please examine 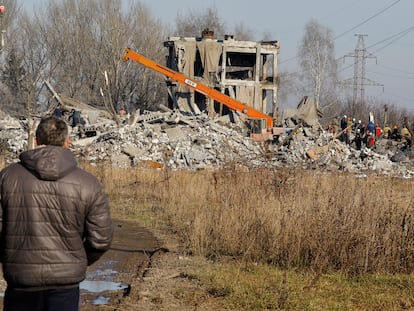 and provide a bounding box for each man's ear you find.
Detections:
[34,138,38,147]
[64,137,70,149]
